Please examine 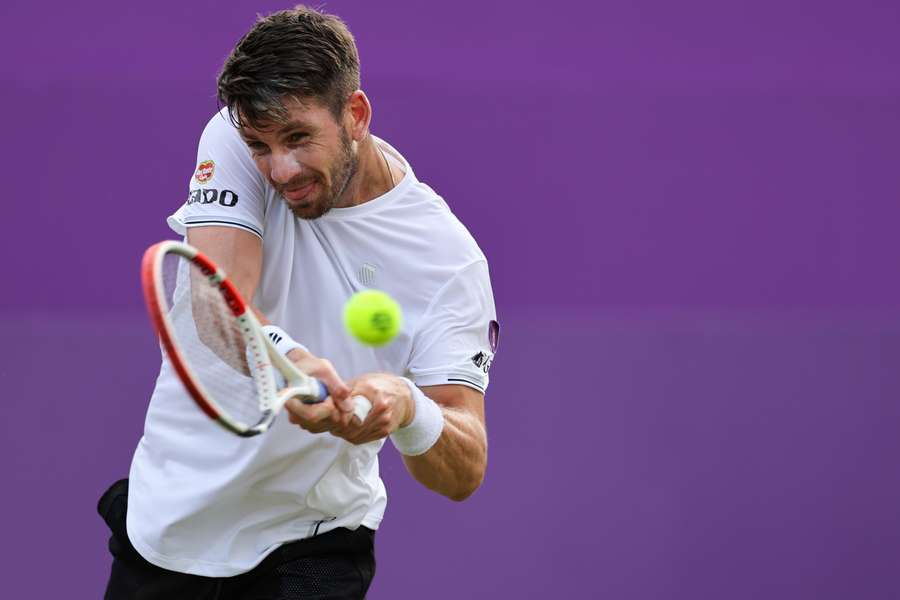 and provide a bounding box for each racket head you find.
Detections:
[141,240,282,436]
